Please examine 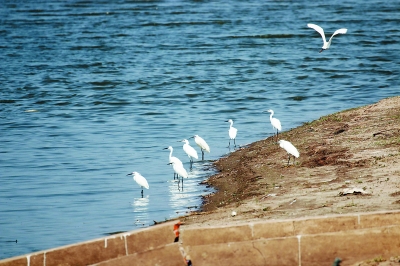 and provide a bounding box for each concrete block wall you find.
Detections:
[0,220,181,266]
[180,211,400,266]
[1,211,400,266]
